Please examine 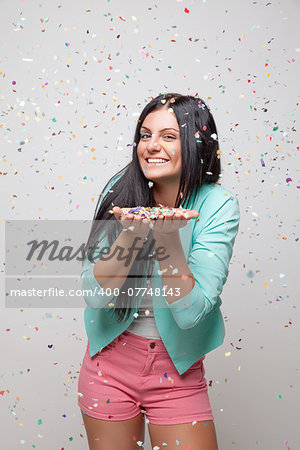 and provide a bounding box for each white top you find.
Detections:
[126,278,162,340]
